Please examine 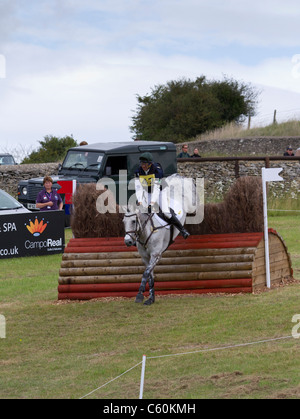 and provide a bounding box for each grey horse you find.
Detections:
[123,173,198,305]
[123,206,185,305]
